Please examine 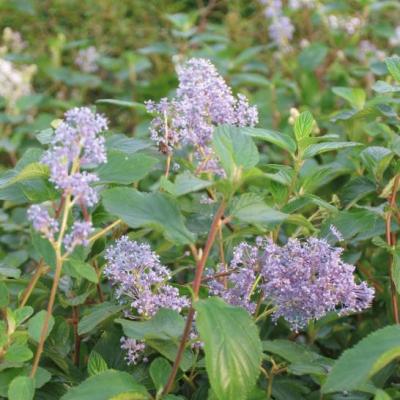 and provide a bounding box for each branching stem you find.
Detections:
[162,200,226,395]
